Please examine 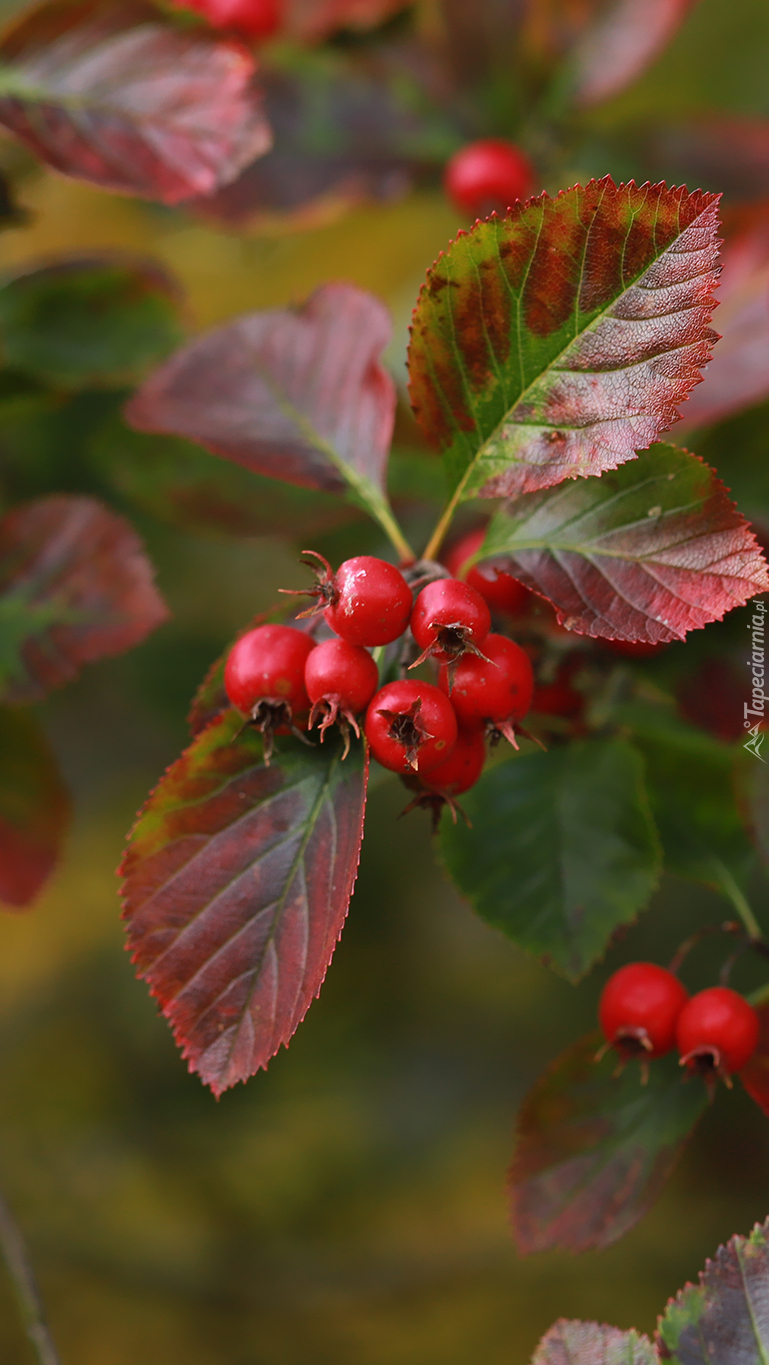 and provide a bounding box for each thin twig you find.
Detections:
[0,1188,62,1365]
